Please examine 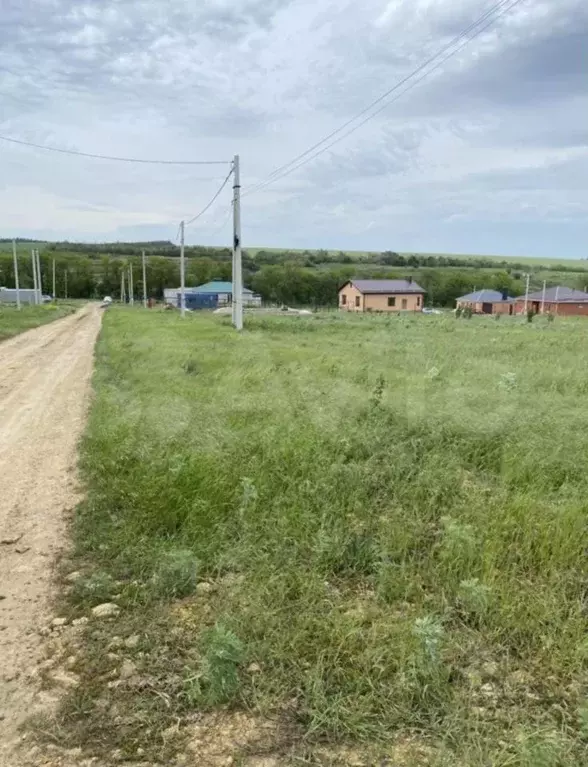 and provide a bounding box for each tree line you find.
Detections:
[1,245,585,307]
